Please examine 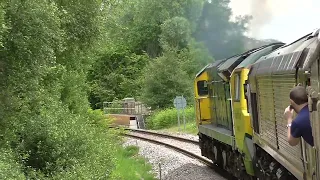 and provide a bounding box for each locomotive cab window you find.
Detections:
[197,80,208,96]
[234,73,241,101]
